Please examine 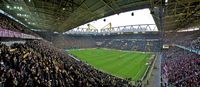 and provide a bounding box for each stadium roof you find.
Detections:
[153,0,200,31]
[0,0,200,32]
